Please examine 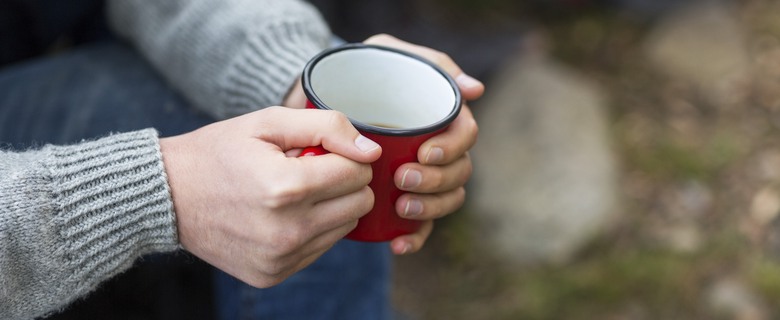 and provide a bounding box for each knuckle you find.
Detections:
[454,187,467,205]
[271,225,306,255]
[420,49,450,67]
[344,187,374,220]
[435,188,466,218]
[243,227,309,288]
[263,261,288,279]
[360,186,376,215]
[325,110,351,128]
[244,276,269,288]
[360,164,373,185]
[251,249,296,283]
[466,116,479,138]
[429,169,445,190]
[346,219,359,232]
[244,255,289,288]
[432,51,450,63]
[262,277,285,288]
[246,272,282,289]
[366,33,394,43]
[261,187,299,209]
[259,175,308,209]
[260,106,286,121]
